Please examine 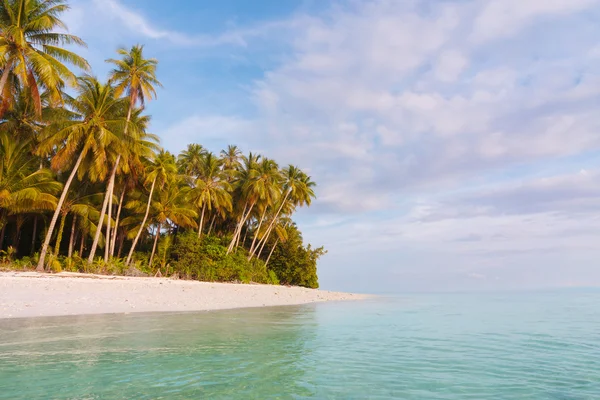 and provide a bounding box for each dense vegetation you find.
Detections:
[0,0,324,288]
